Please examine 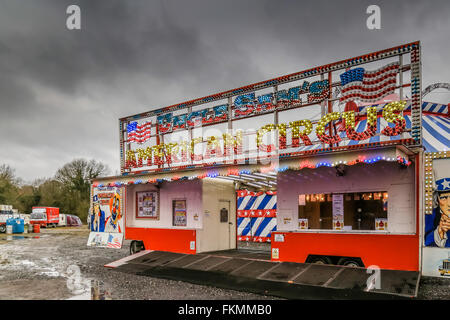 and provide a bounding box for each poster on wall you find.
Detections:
[298,195,306,206]
[425,158,450,248]
[423,155,450,277]
[332,194,344,230]
[87,186,124,249]
[136,190,159,219]
[375,218,388,231]
[298,219,308,230]
[173,199,187,226]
